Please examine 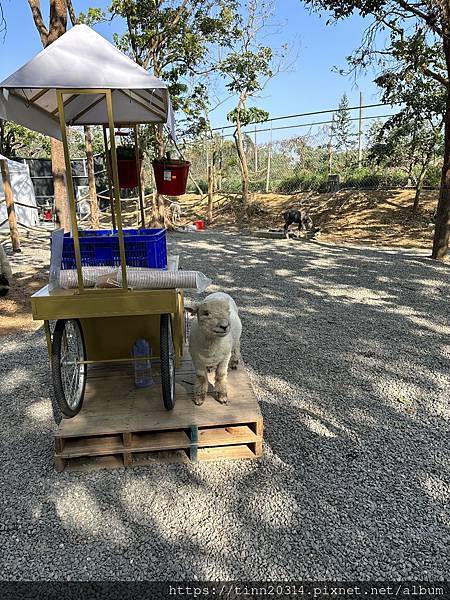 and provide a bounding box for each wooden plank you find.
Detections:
[57,357,261,438]
[64,454,124,472]
[197,444,257,462]
[130,430,191,451]
[198,425,259,447]
[132,449,190,466]
[57,434,123,458]
[54,351,263,470]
